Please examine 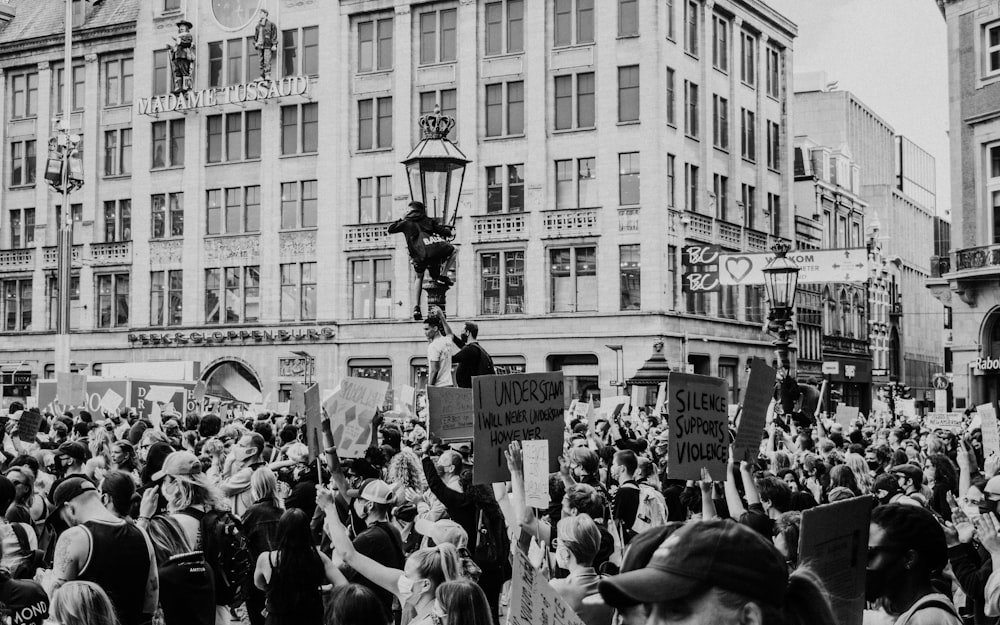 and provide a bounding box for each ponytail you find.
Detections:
[779,568,837,625]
